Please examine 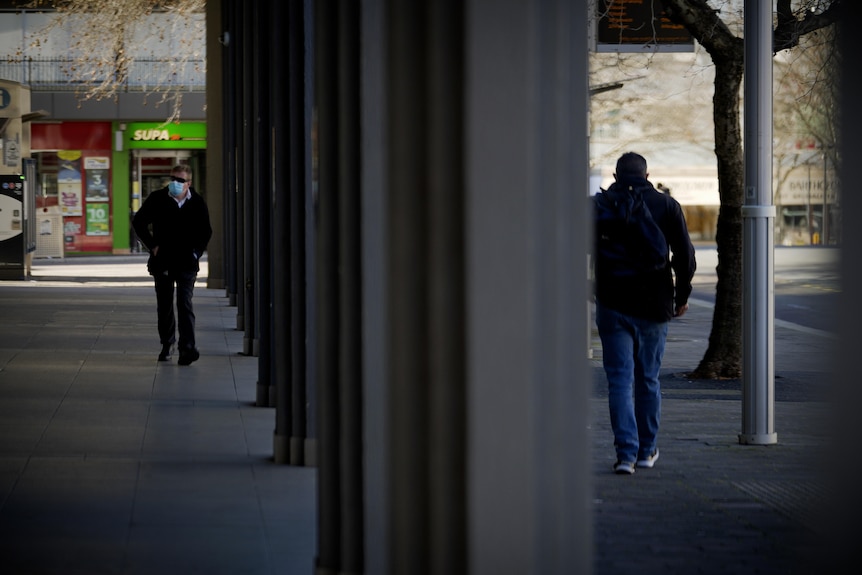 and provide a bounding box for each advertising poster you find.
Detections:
[58,150,83,216]
[86,203,110,236]
[4,133,20,168]
[0,179,24,242]
[63,217,82,252]
[85,156,110,202]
